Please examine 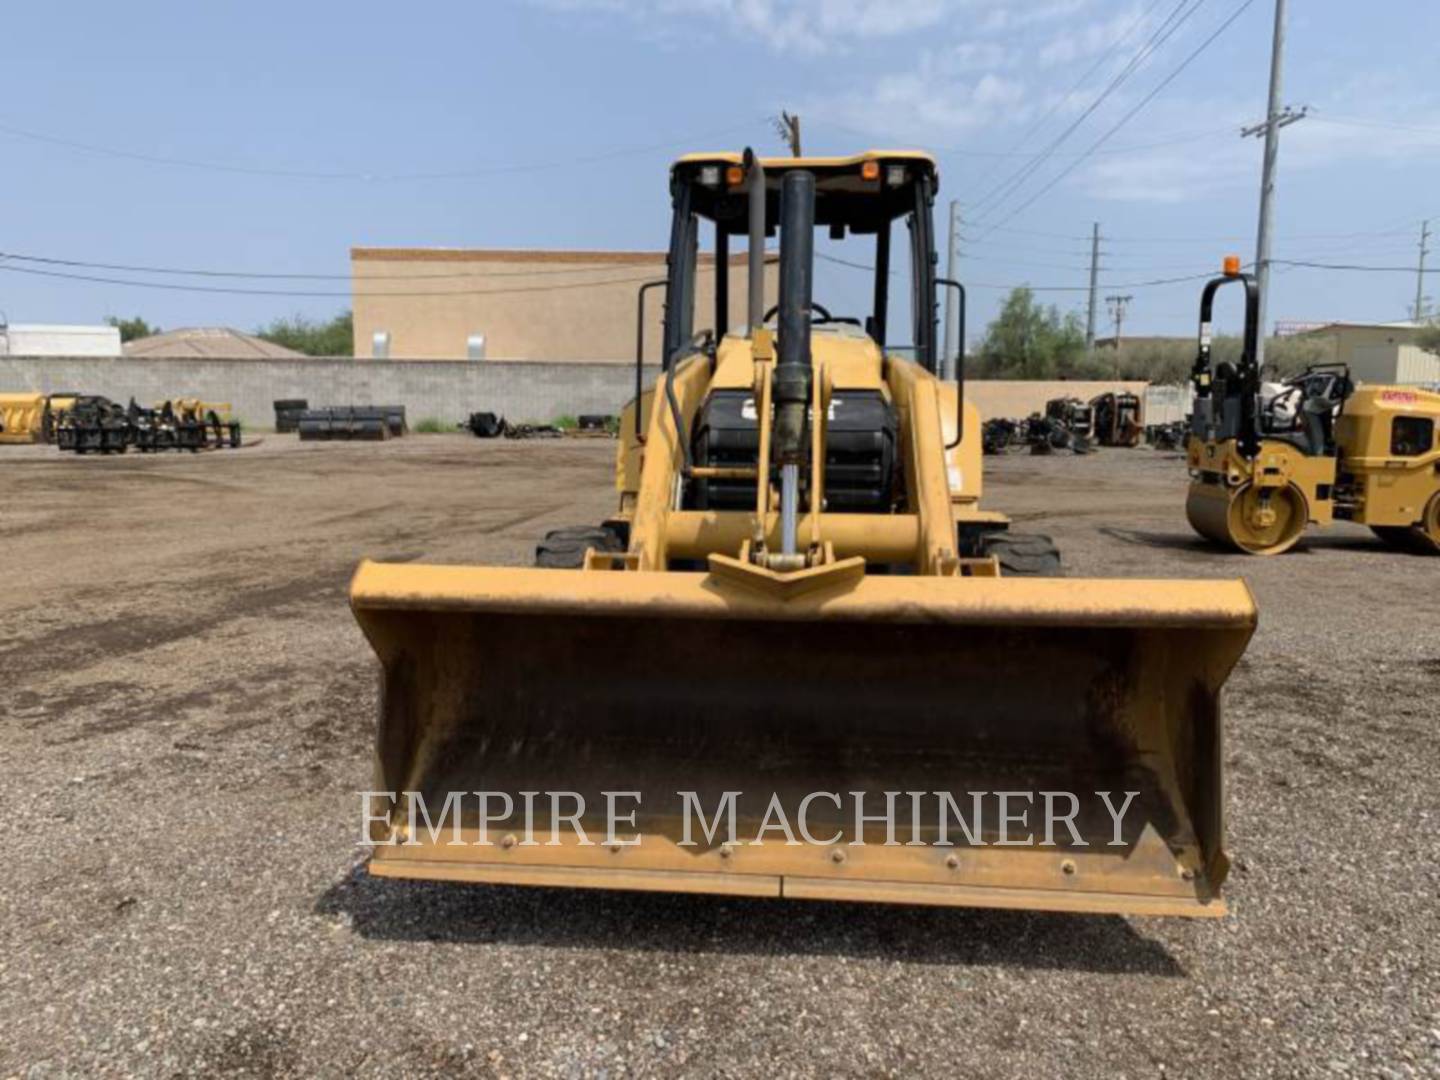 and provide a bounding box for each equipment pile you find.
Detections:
[55,396,242,454]
[297,405,407,441]
[1025,397,1096,455]
[980,416,1022,454]
[460,412,618,439]
[1089,391,1143,447]
[273,399,308,433]
[1145,421,1187,451]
